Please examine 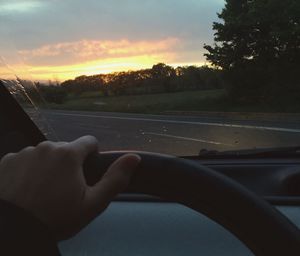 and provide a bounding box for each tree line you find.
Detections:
[35,64,223,104]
